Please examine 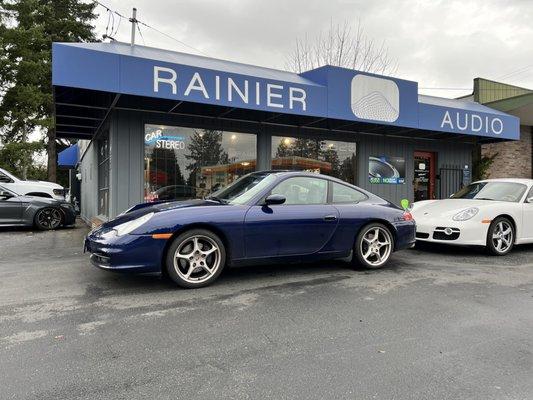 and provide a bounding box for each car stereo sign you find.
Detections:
[369,156,406,184]
[144,130,185,150]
